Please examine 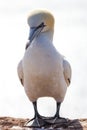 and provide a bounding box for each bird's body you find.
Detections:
[23,36,67,102]
[17,10,72,127]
